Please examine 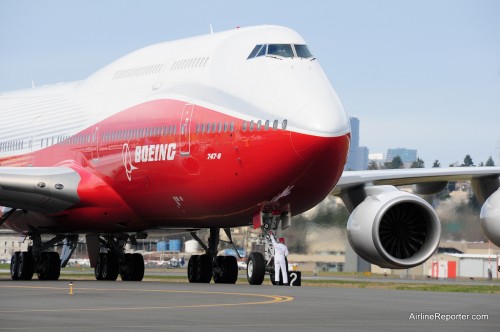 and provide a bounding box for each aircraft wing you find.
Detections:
[0,167,81,214]
[333,167,500,210]
[332,167,500,269]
